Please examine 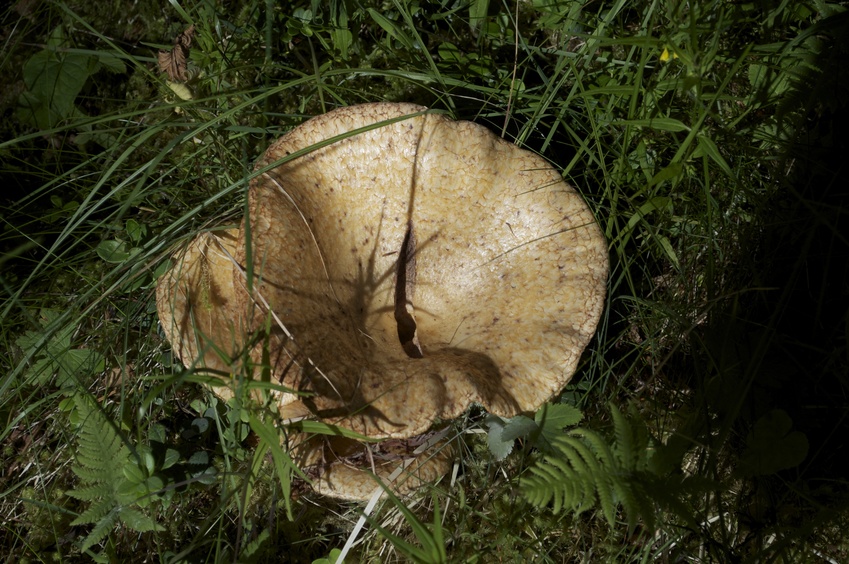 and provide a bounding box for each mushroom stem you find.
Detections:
[394,221,423,358]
